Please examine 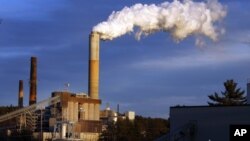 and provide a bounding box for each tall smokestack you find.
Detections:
[88,32,100,99]
[18,80,24,108]
[29,56,37,105]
